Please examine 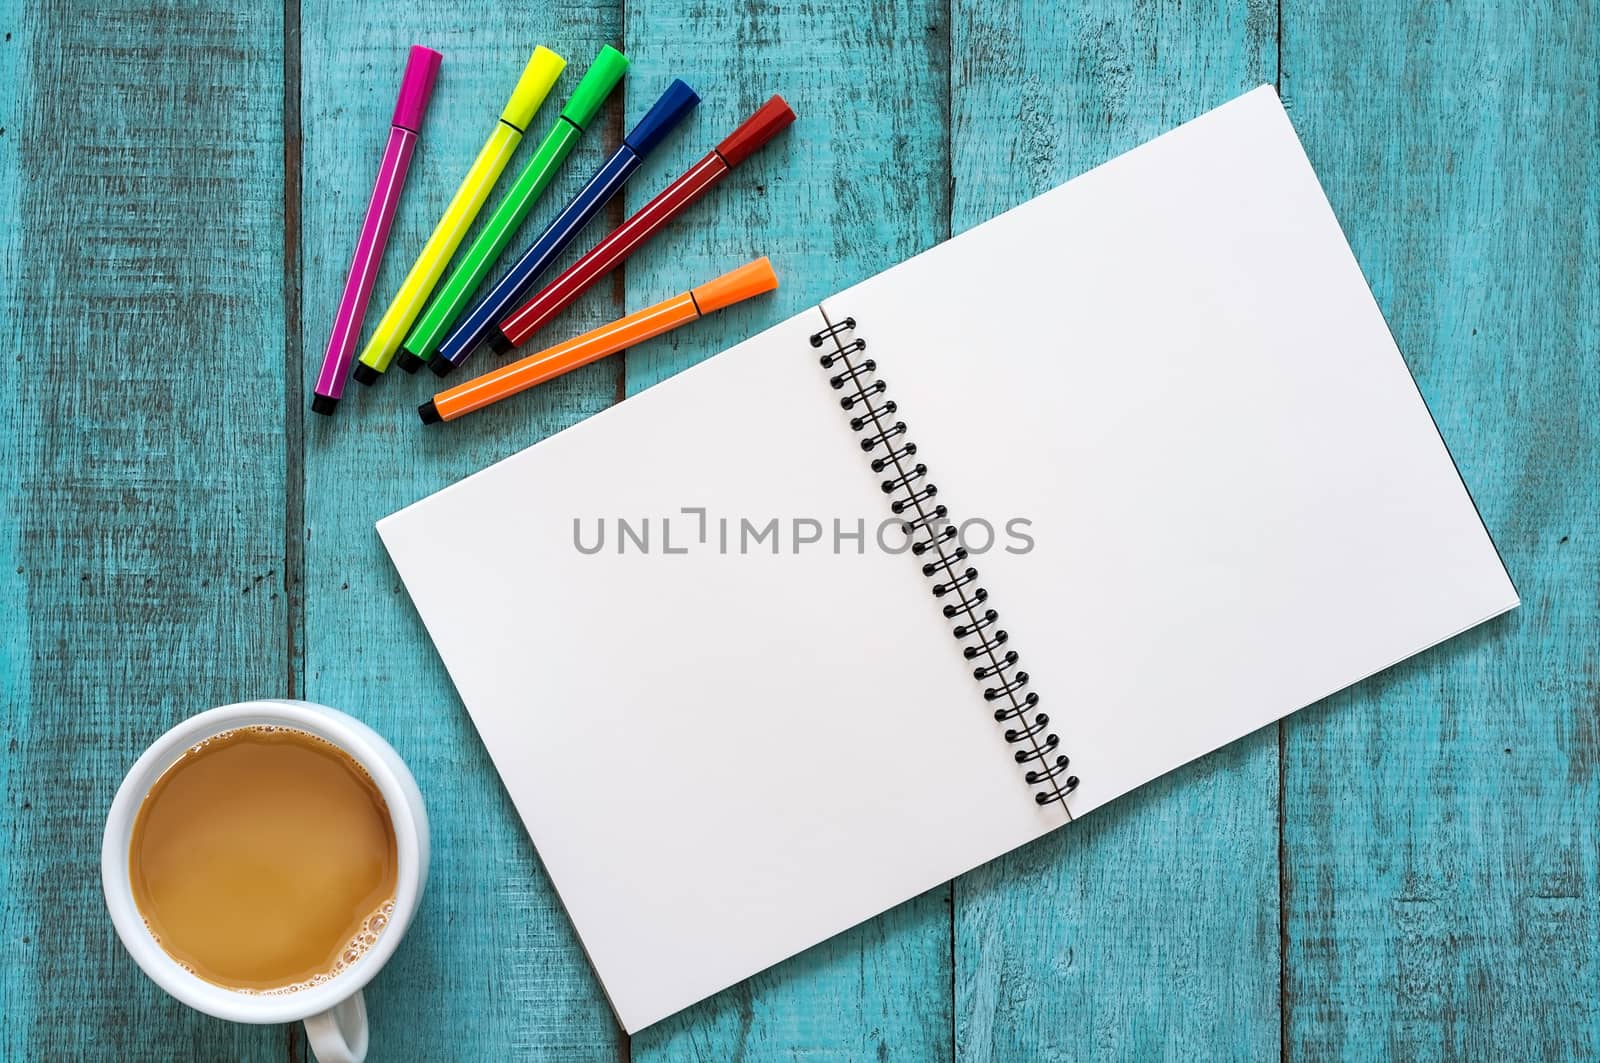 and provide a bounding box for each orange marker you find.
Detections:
[418,258,779,424]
